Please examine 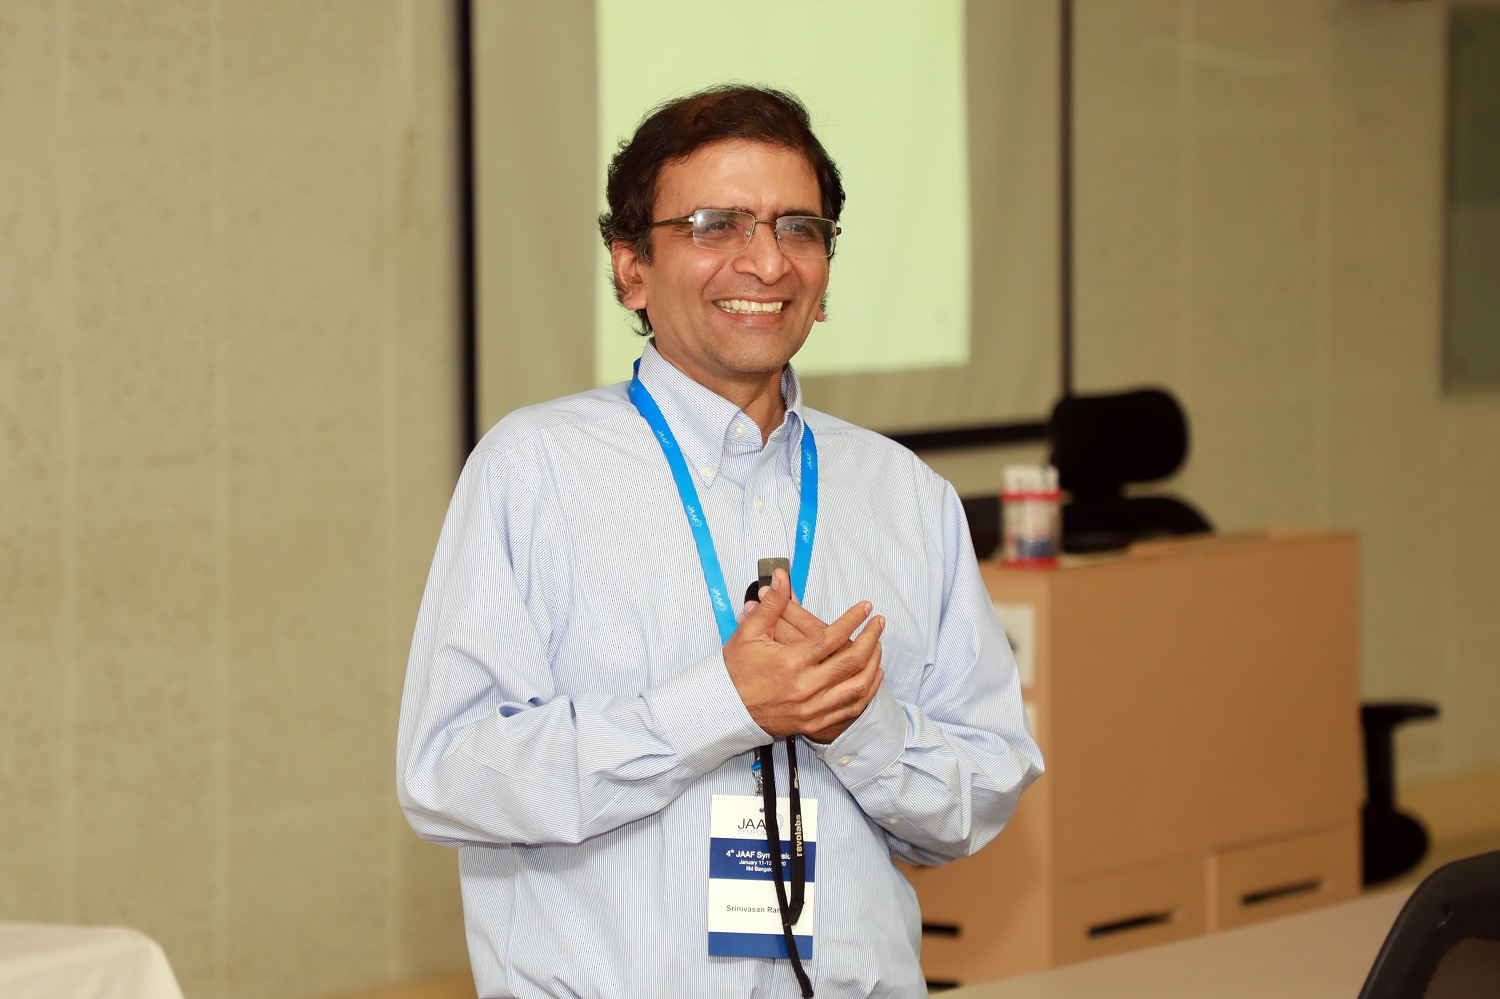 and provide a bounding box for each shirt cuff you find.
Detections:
[807,687,907,789]
[644,649,770,774]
